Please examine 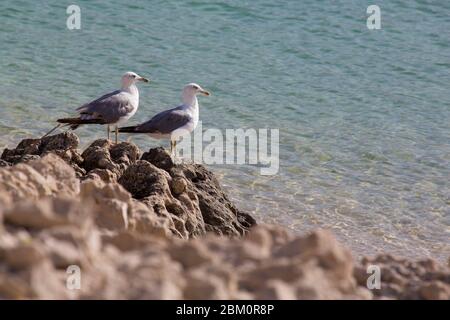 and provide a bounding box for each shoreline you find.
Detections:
[1,129,446,264]
[0,133,449,299]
